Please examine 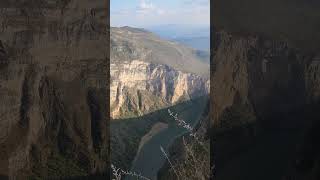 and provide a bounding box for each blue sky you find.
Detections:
[111,0,210,28]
